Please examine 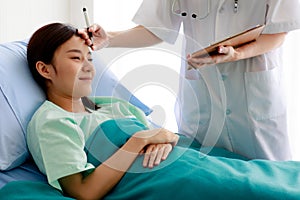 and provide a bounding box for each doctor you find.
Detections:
[83,0,300,160]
